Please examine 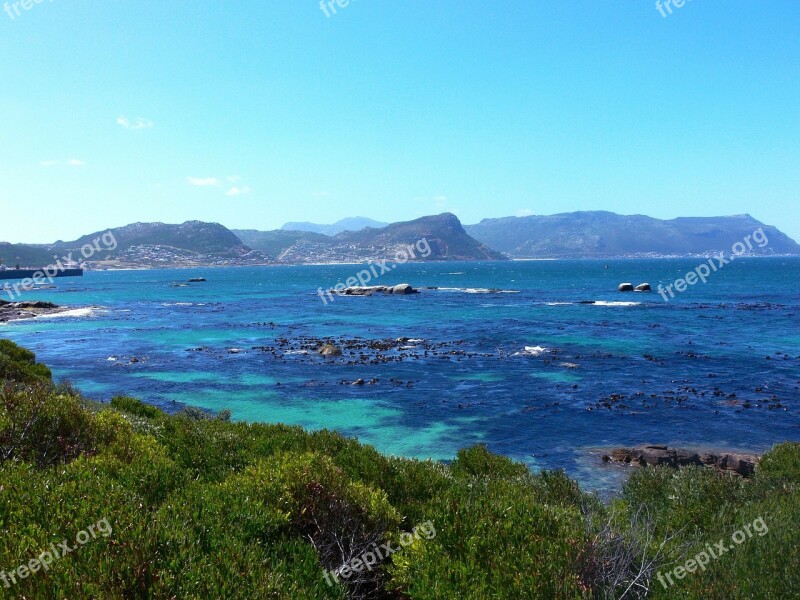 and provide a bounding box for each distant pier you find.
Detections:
[0,268,84,281]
